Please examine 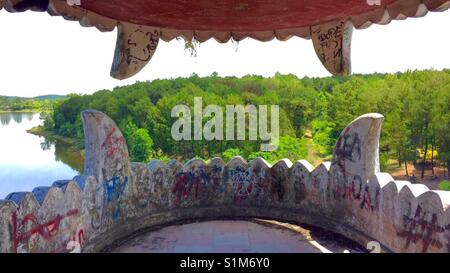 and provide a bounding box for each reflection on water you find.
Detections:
[0,112,84,198]
[0,112,34,126]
